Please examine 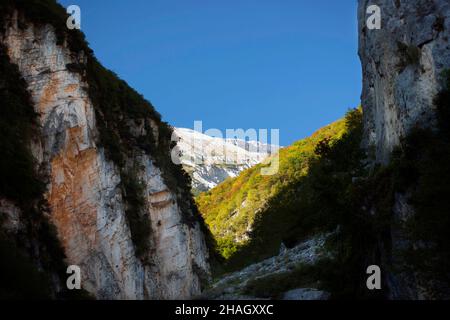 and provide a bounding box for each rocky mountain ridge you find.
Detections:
[173,127,278,193]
